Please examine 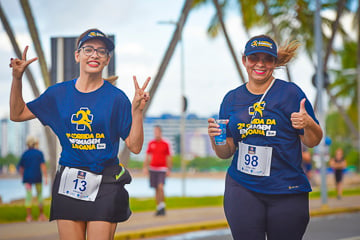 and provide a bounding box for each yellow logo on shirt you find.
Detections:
[249,101,265,117]
[67,107,107,151]
[71,107,93,131]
